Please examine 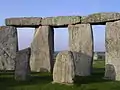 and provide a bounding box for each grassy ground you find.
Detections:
[0,60,120,90]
